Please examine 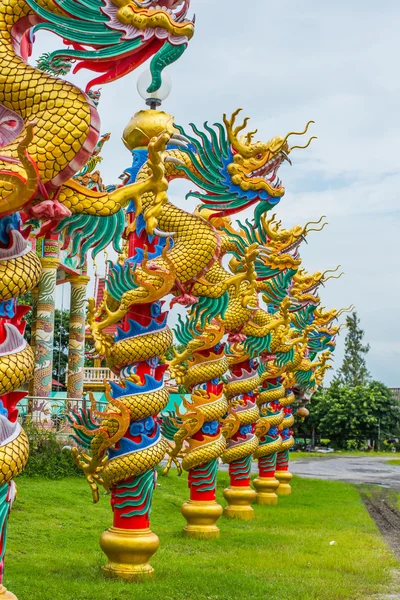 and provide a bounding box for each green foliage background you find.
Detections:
[295,312,400,449]
[21,421,81,479]
[296,381,400,449]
